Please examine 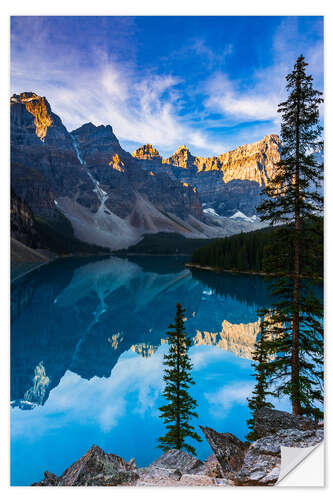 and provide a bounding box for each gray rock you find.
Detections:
[149,449,205,475]
[32,444,139,486]
[200,426,247,479]
[178,474,216,486]
[137,449,206,486]
[254,408,317,438]
[204,453,224,478]
[234,428,324,486]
